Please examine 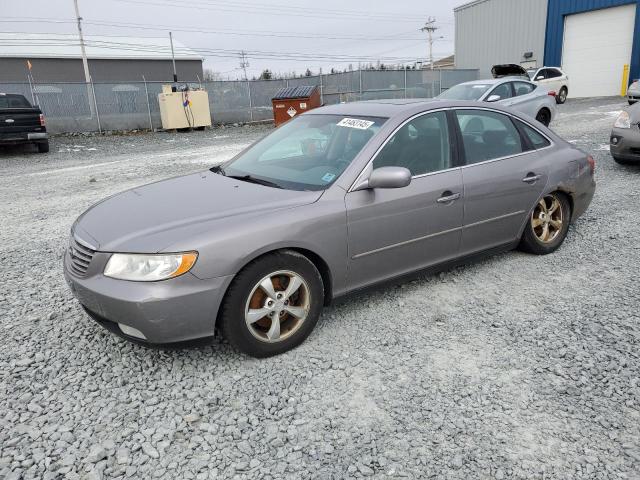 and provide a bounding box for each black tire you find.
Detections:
[613,155,630,165]
[219,250,324,358]
[519,192,571,255]
[556,87,568,104]
[36,141,49,153]
[536,109,551,127]
[630,101,637,106]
